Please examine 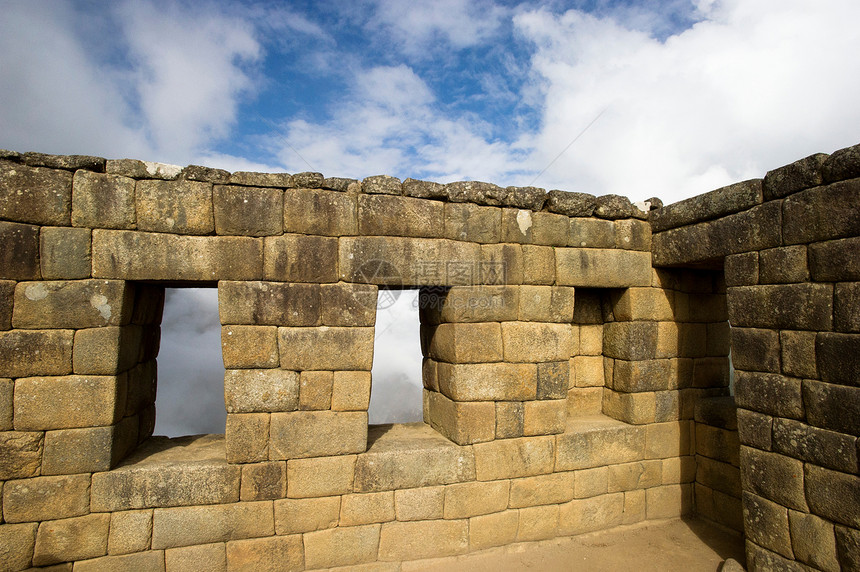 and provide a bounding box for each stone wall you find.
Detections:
[0,142,856,570]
